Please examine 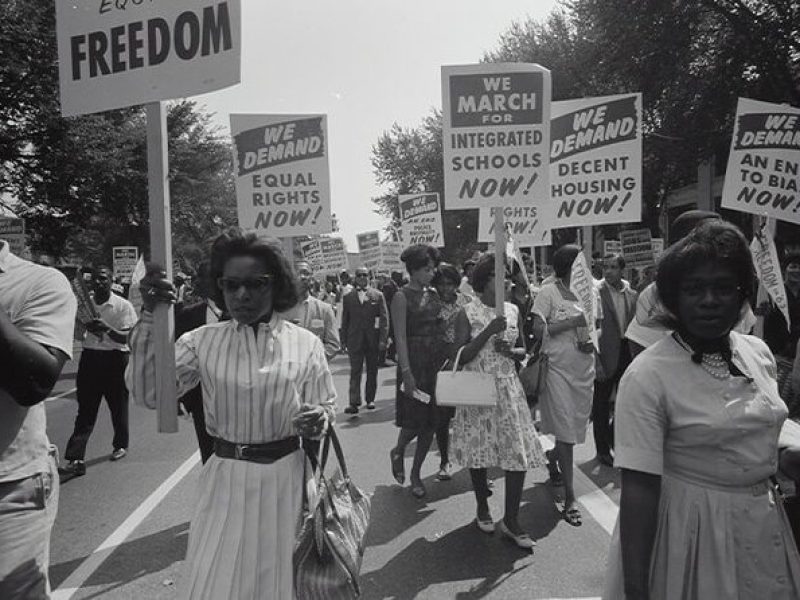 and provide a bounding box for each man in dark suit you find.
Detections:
[341,267,389,414]
[593,254,638,466]
[175,261,220,463]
